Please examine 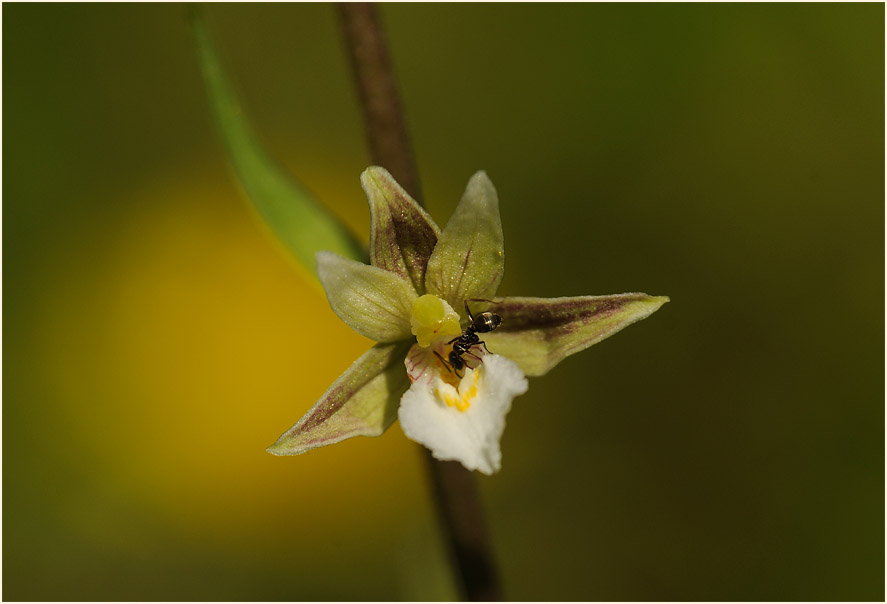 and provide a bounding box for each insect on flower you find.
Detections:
[434,299,503,378]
